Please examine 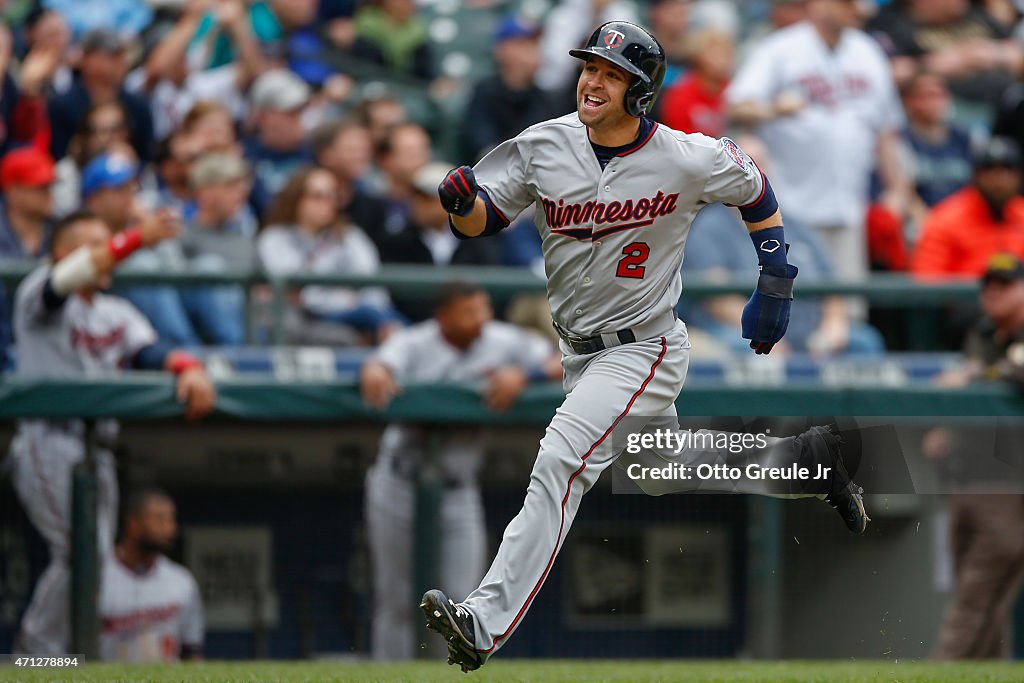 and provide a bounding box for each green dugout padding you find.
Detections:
[1,377,1023,421]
